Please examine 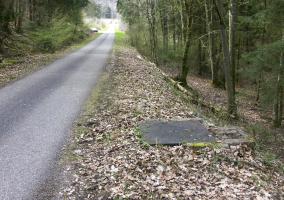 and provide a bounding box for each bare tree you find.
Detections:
[179,0,193,86]
[214,0,237,117]
[146,0,158,63]
[273,31,284,127]
[229,0,237,93]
